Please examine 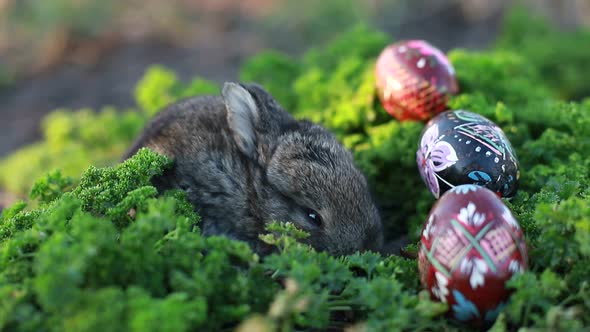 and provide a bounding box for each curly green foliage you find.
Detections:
[293,25,391,134]
[448,49,552,104]
[0,150,275,331]
[30,170,74,204]
[496,6,590,100]
[258,222,429,331]
[0,150,445,332]
[0,108,144,196]
[492,270,589,331]
[240,51,301,111]
[134,65,218,117]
